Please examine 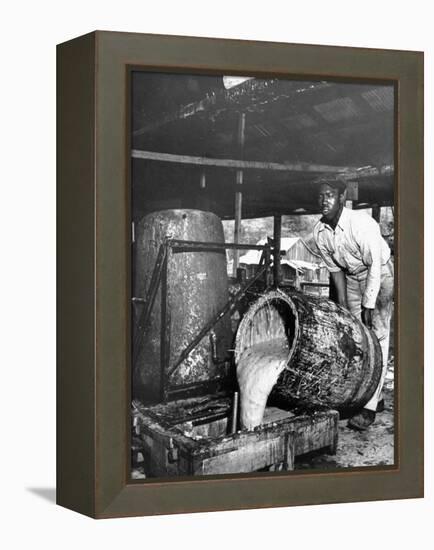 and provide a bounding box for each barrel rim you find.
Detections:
[352,322,383,408]
[234,288,300,368]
